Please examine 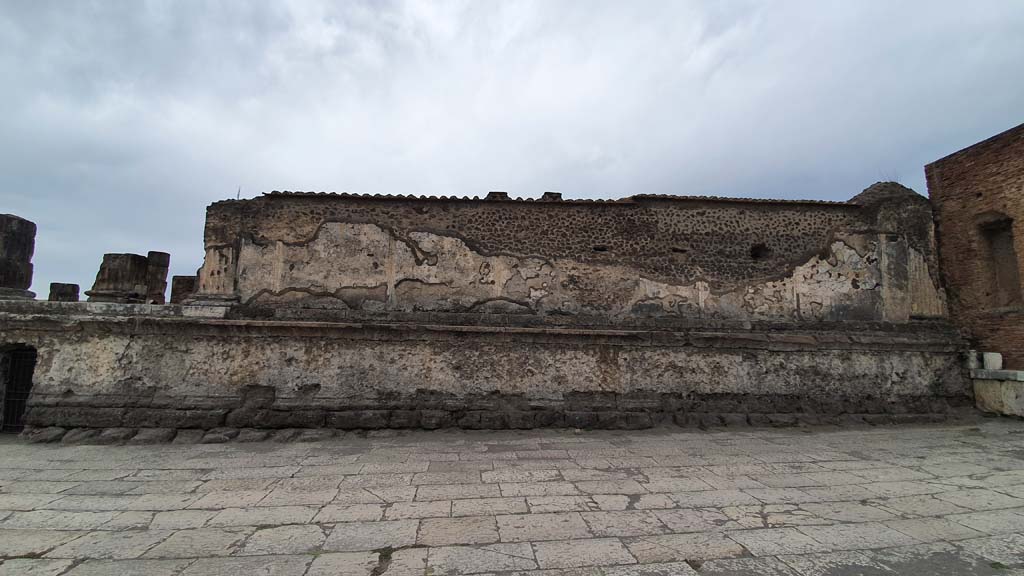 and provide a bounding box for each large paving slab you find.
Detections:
[2,421,1024,574]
